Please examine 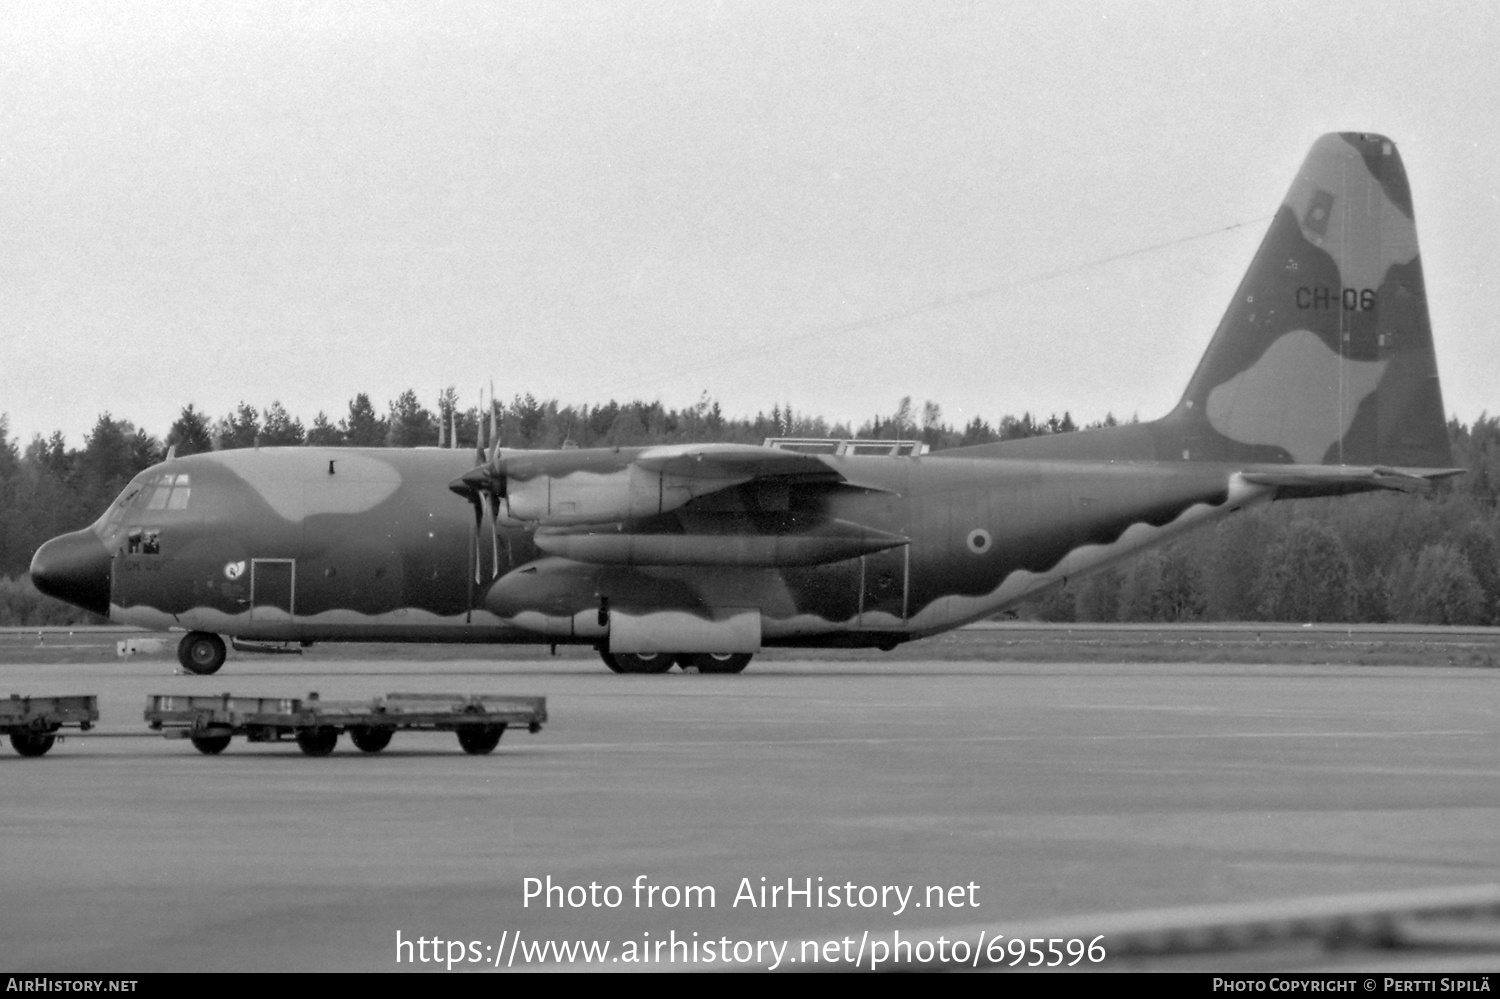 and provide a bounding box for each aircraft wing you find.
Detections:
[629,442,846,481]
[457,443,853,528]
